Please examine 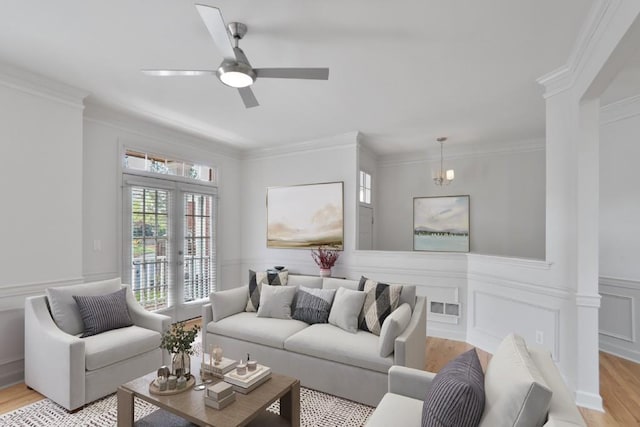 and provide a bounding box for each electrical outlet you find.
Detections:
[535,330,544,344]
